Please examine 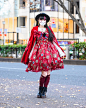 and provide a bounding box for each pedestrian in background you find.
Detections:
[21,13,66,98]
